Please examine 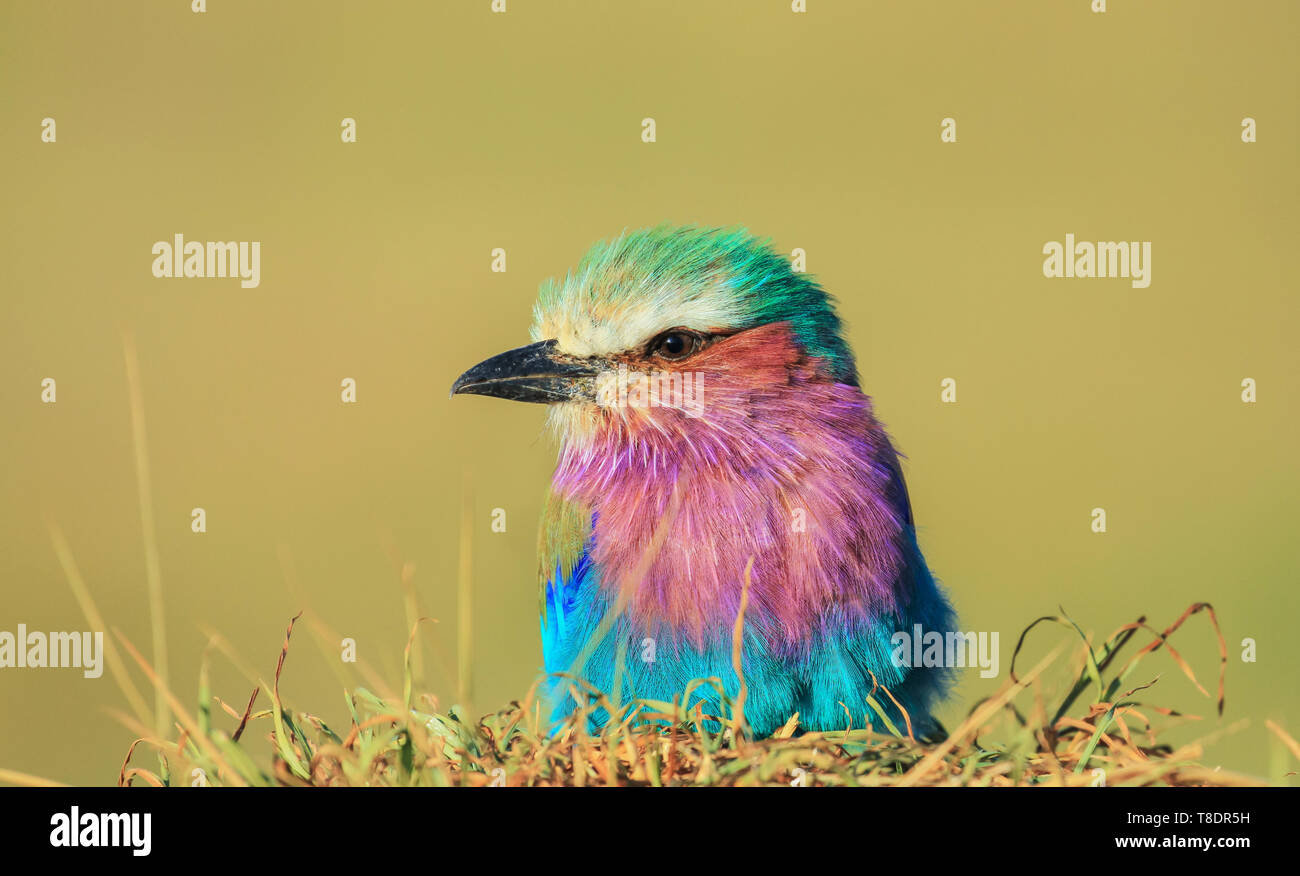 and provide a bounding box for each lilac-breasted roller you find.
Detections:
[451,225,956,738]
